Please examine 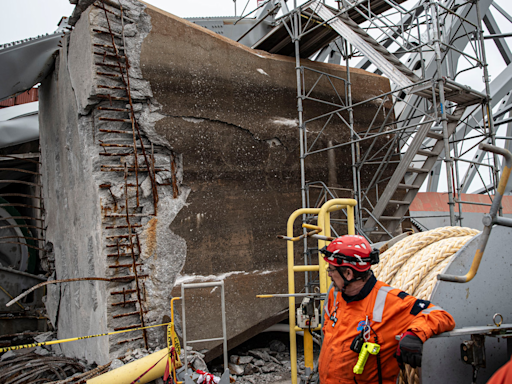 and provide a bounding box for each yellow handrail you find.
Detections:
[285,199,357,384]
